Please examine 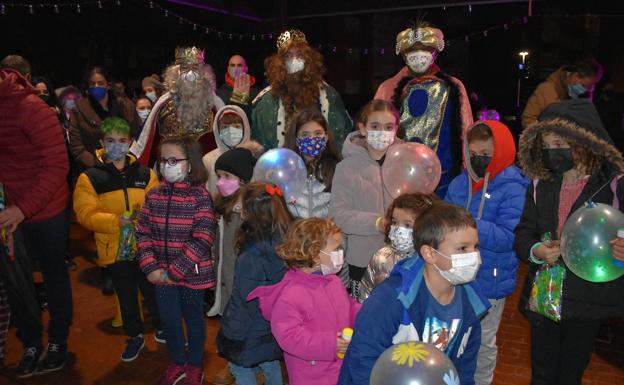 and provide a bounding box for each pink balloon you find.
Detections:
[382,143,441,197]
